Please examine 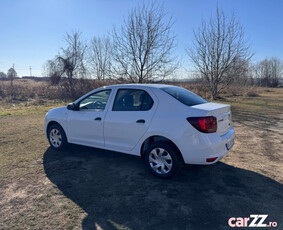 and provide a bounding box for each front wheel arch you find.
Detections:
[47,122,68,150]
[46,121,68,142]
